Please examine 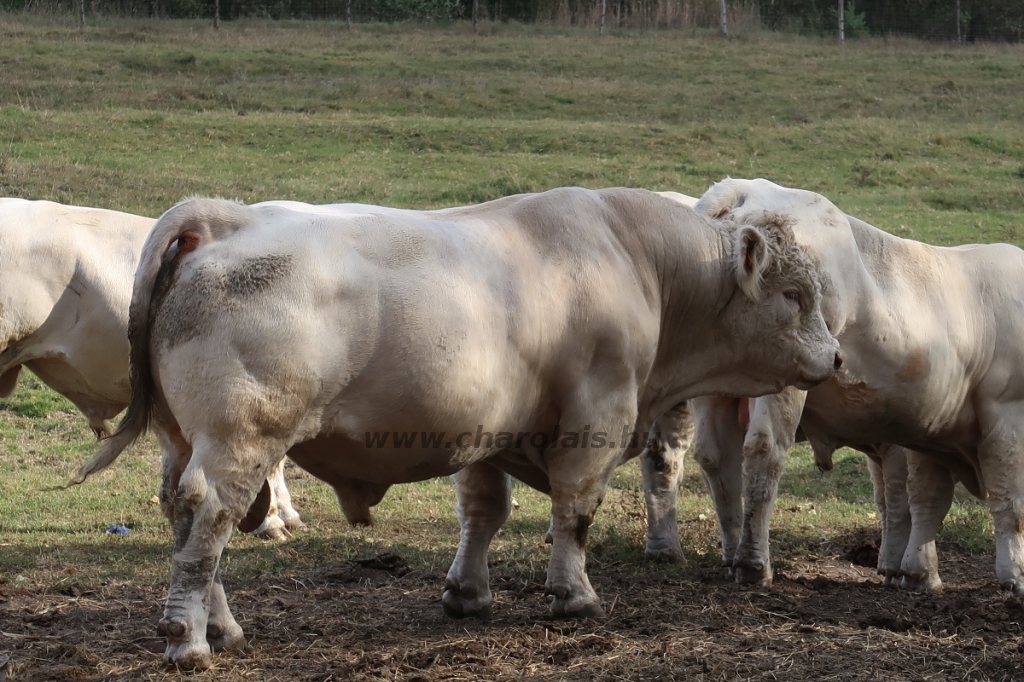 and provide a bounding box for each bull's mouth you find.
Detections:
[793,370,834,390]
